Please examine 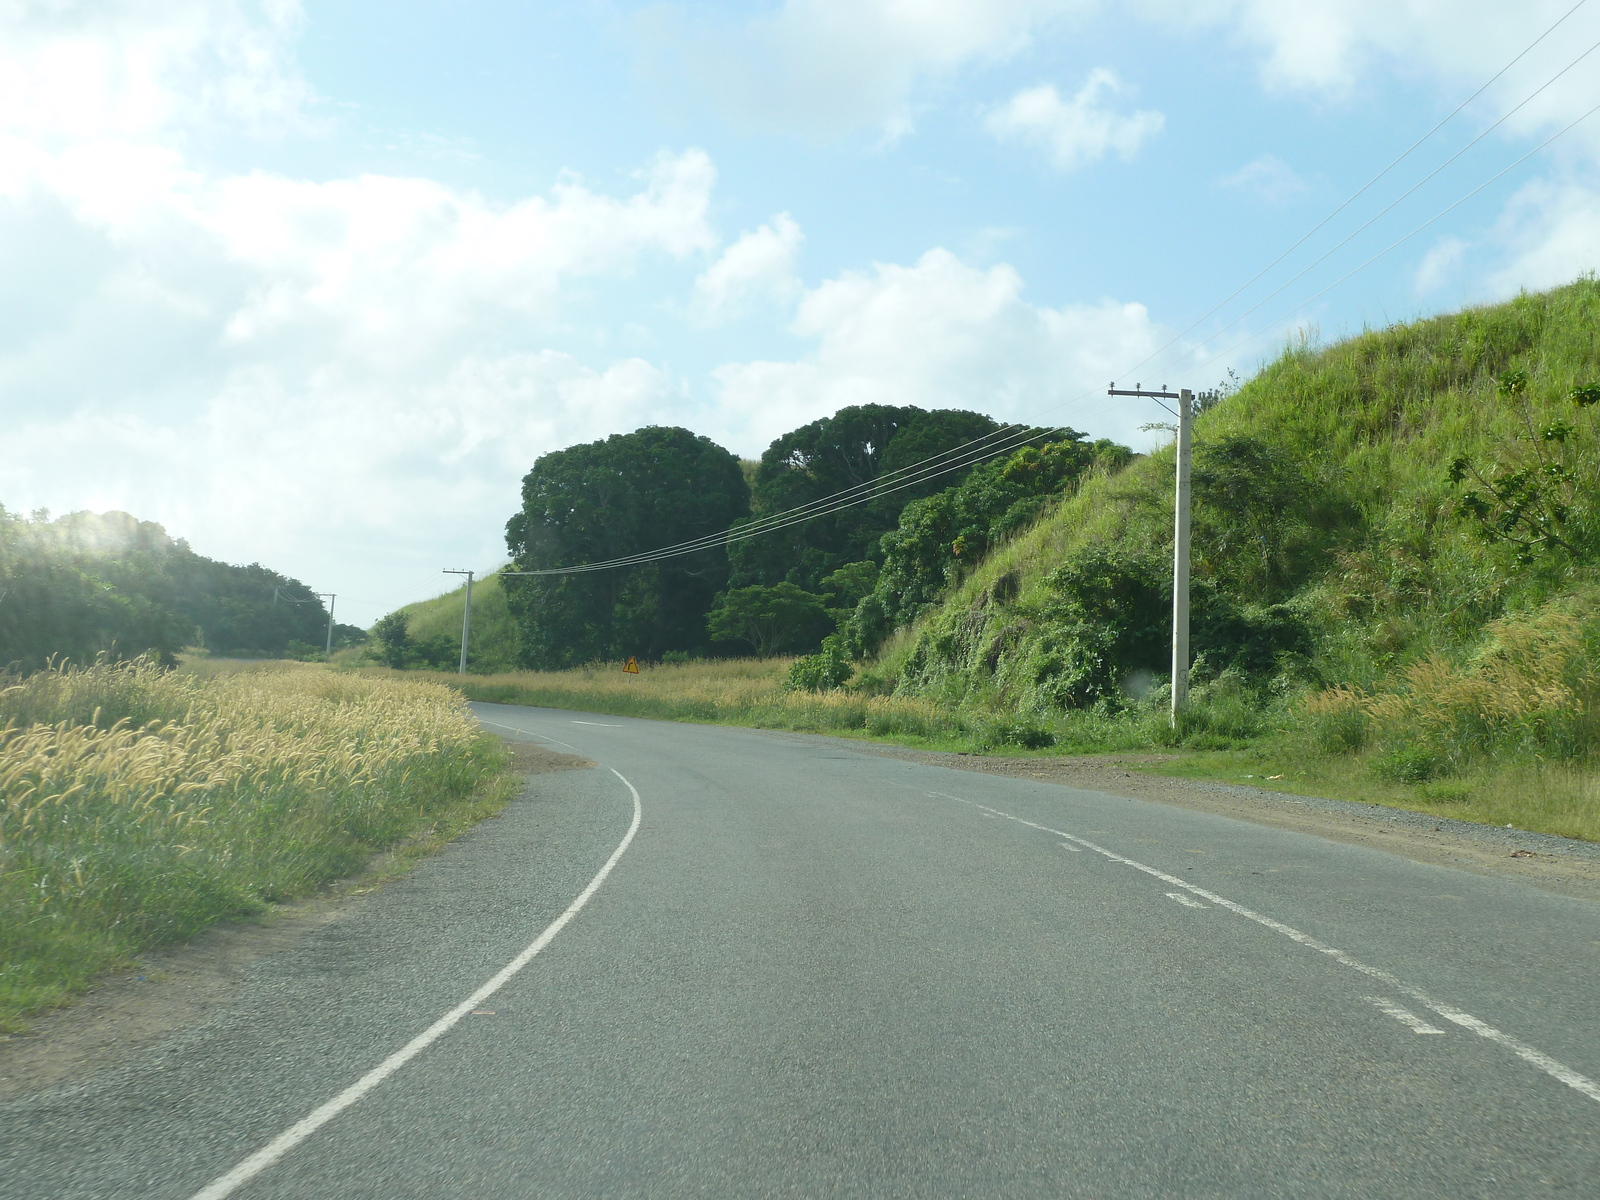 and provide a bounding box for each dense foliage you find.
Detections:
[0,508,333,669]
[728,405,1035,593]
[504,426,750,667]
[846,433,1133,652]
[885,278,1600,761]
